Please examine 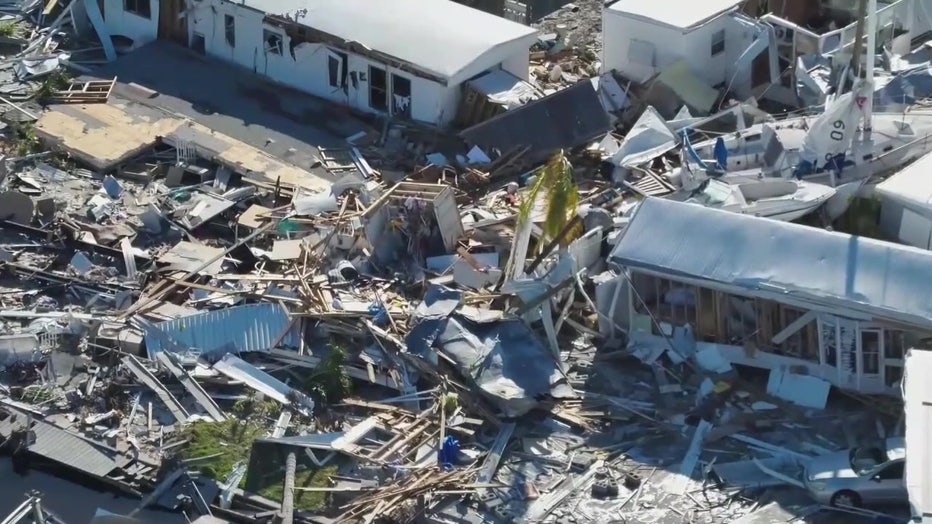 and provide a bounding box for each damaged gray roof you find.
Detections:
[610,197,932,328]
